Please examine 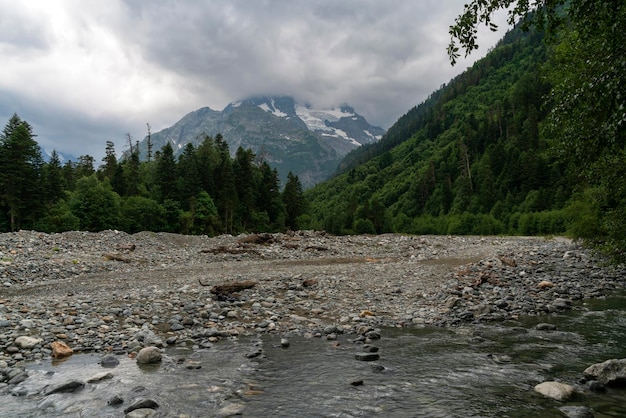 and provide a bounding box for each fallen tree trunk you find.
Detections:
[198,279,258,296]
[199,246,258,255]
[102,253,131,263]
